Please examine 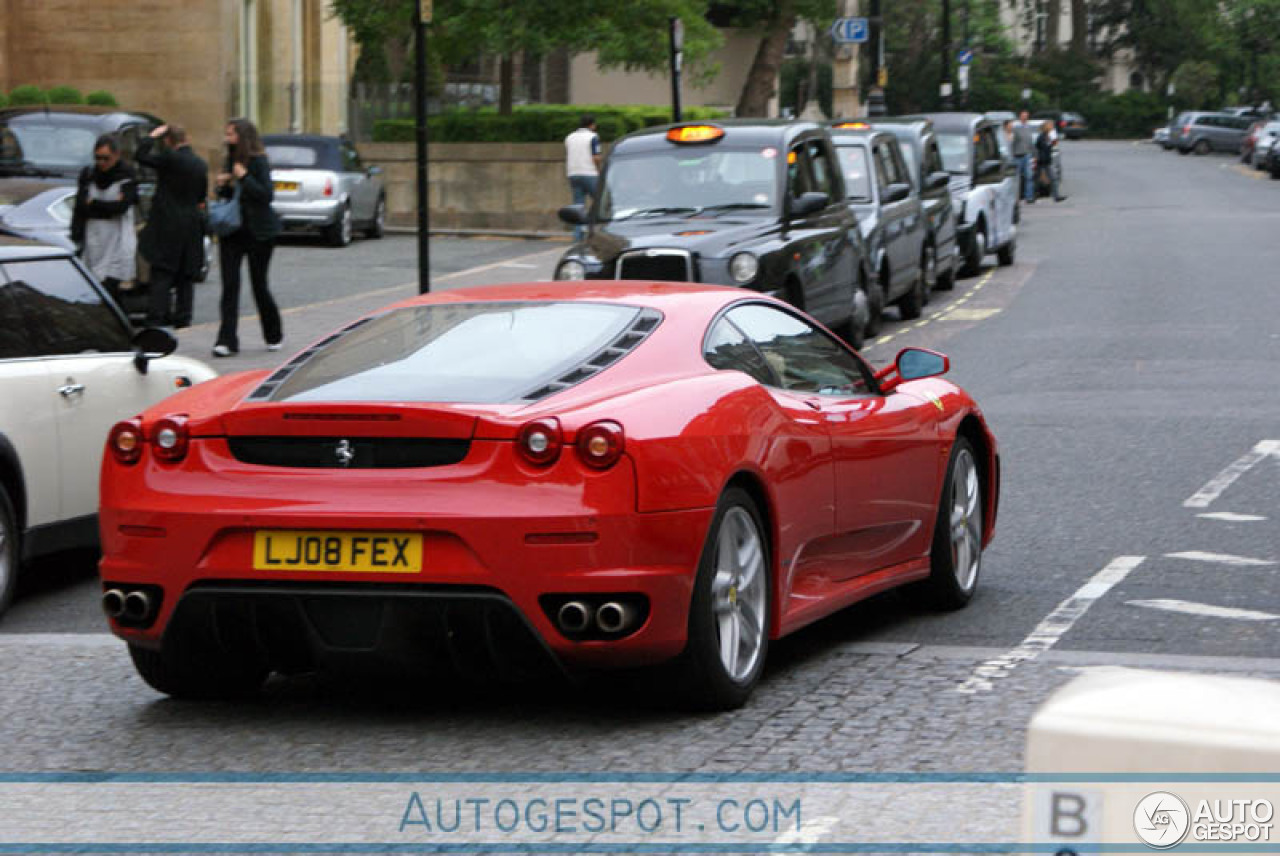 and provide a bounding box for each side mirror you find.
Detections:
[789,191,829,218]
[131,326,177,375]
[874,347,950,393]
[558,204,587,225]
[977,159,1003,179]
[926,170,951,192]
[883,182,911,204]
